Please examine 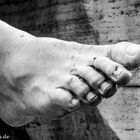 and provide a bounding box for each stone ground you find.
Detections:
[0,0,140,140]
